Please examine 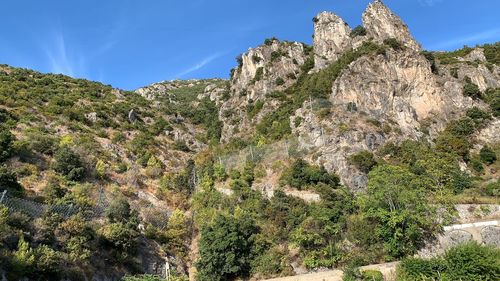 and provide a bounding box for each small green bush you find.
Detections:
[0,165,23,196]
[349,151,377,173]
[275,77,285,86]
[463,82,482,99]
[280,159,340,190]
[384,38,404,50]
[252,67,264,83]
[0,127,14,162]
[174,140,190,152]
[360,270,383,281]
[53,146,85,181]
[350,26,367,38]
[466,107,491,124]
[479,146,497,164]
